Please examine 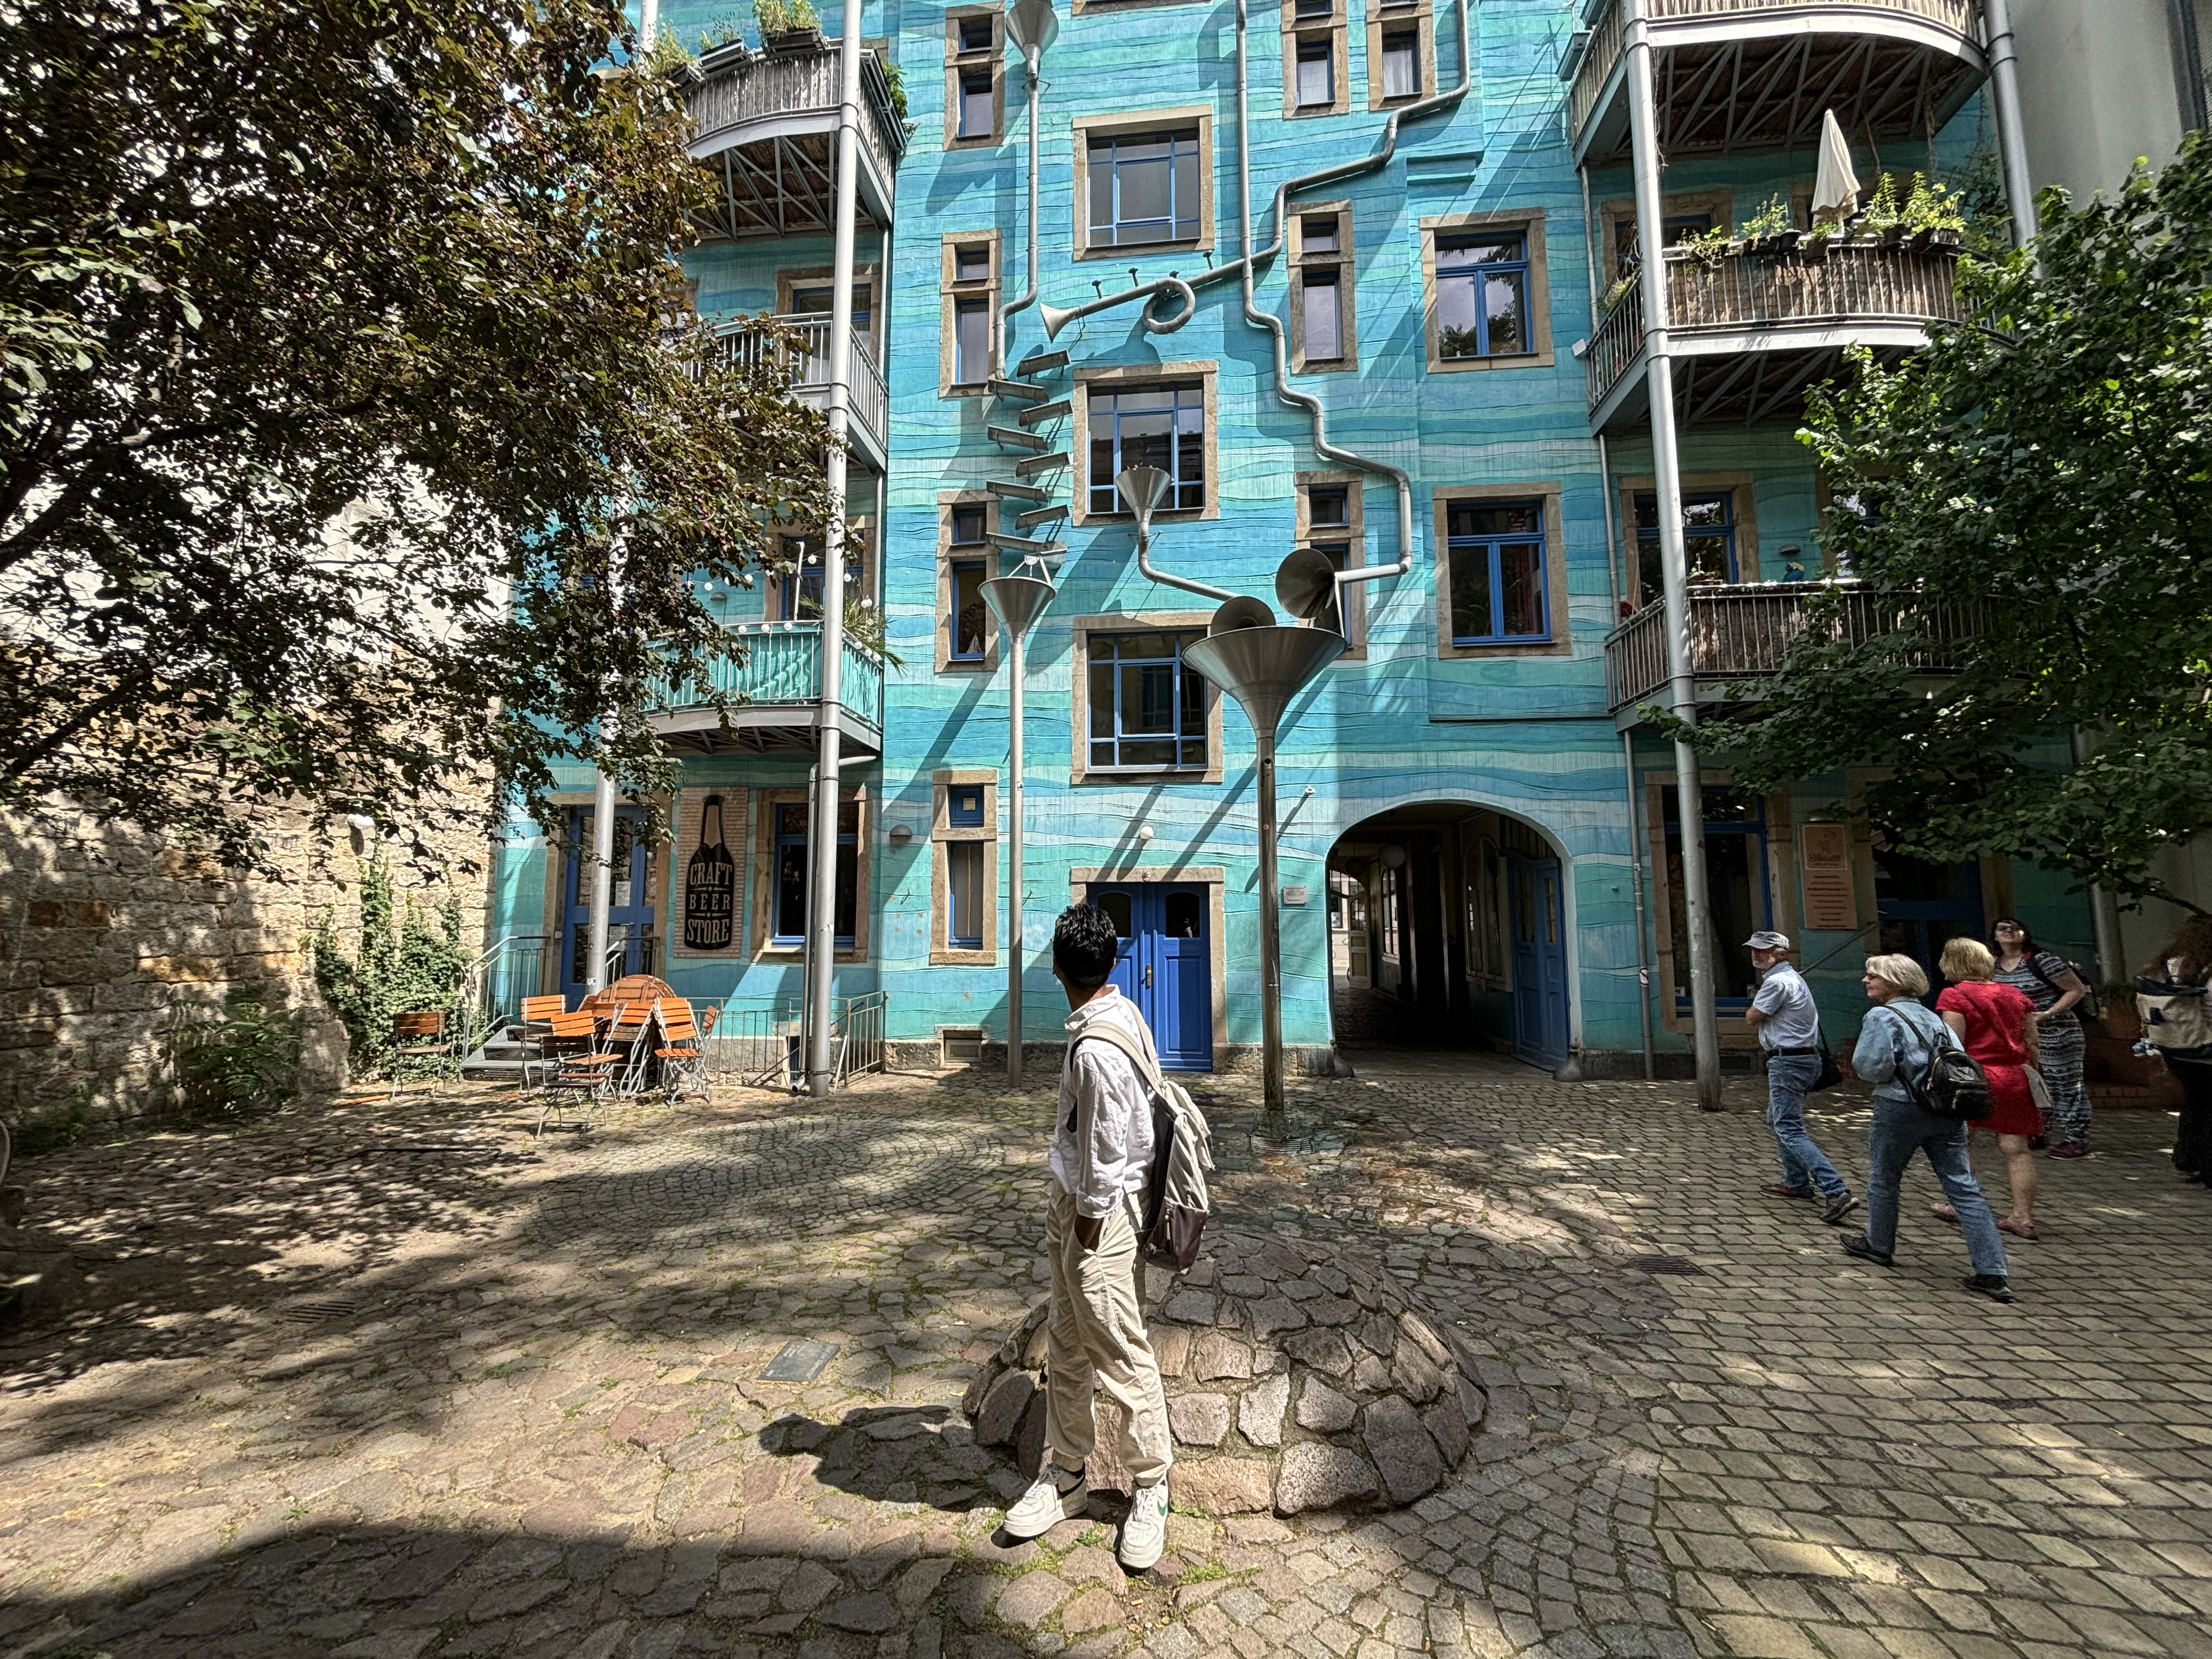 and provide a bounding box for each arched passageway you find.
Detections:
[1327,803,1570,1073]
